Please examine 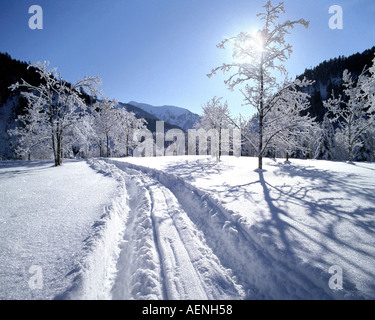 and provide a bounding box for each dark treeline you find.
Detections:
[0,52,96,118]
[297,46,375,123]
